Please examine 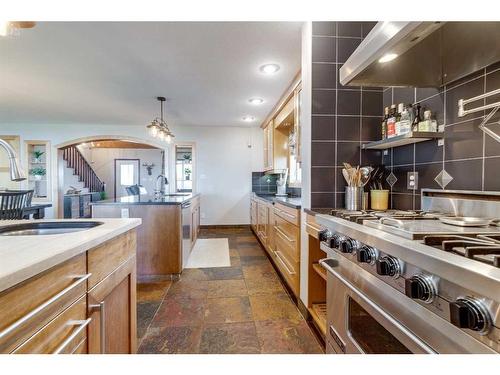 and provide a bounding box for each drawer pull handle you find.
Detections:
[274,250,296,275]
[0,273,91,342]
[274,226,296,242]
[276,209,296,220]
[53,318,92,354]
[89,301,106,354]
